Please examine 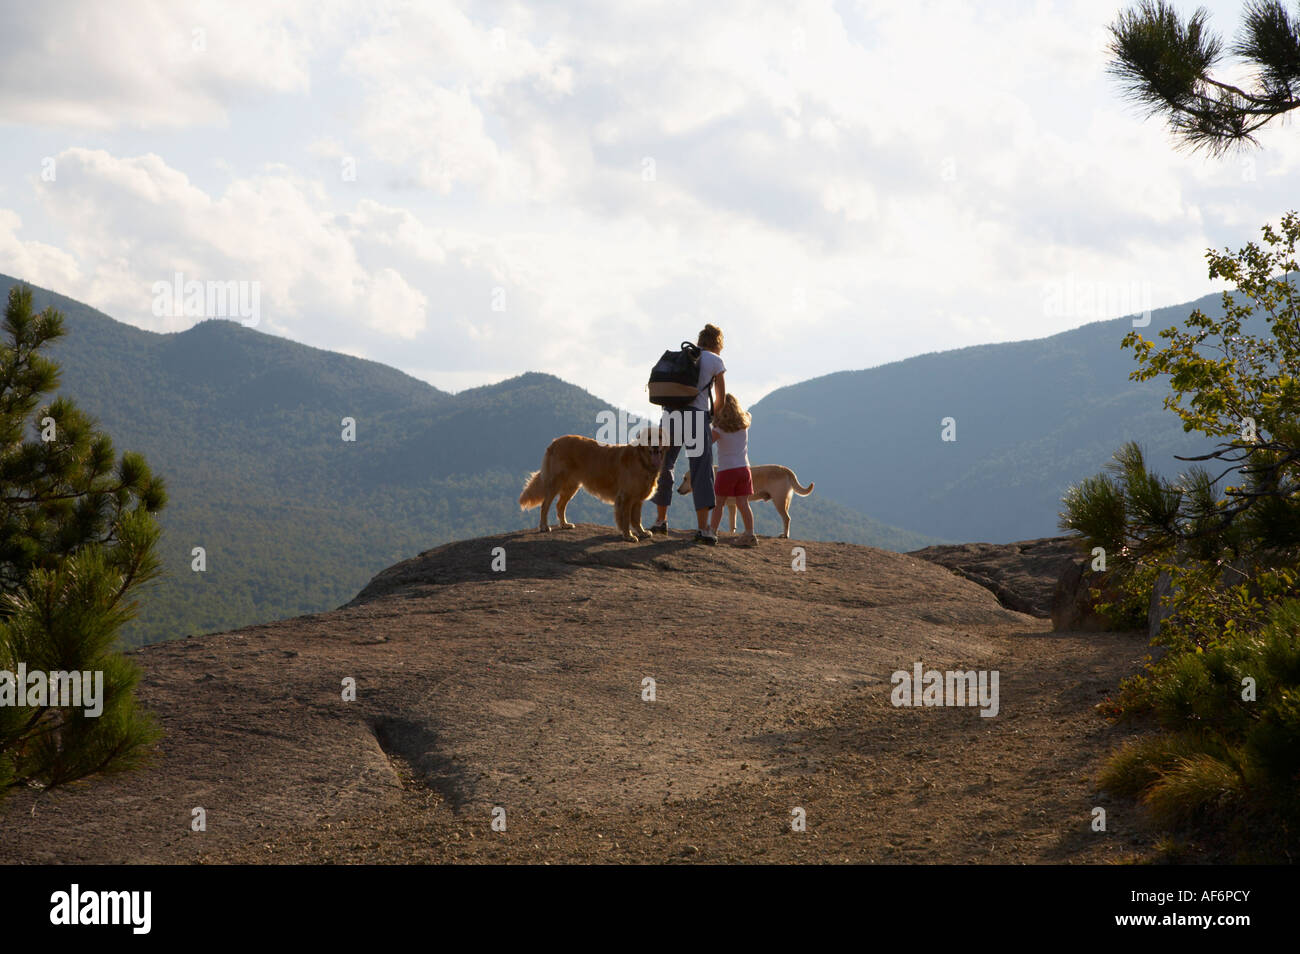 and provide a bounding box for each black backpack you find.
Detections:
[648,341,714,411]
